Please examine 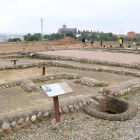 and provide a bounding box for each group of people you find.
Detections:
[81,37,124,48]
[81,38,88,47]
[81,37,94,47]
